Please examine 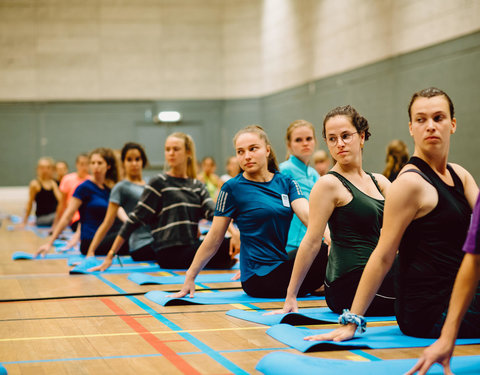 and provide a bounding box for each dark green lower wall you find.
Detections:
[1,31,479,186]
